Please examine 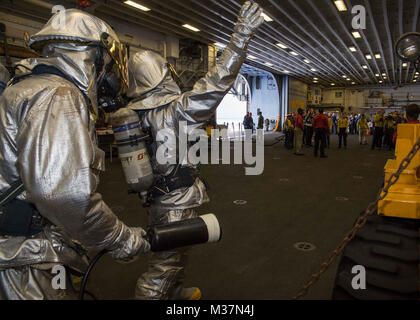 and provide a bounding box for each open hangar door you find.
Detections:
[216,64,281,136]
[216,73,249,138]
[245,67,280,131]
